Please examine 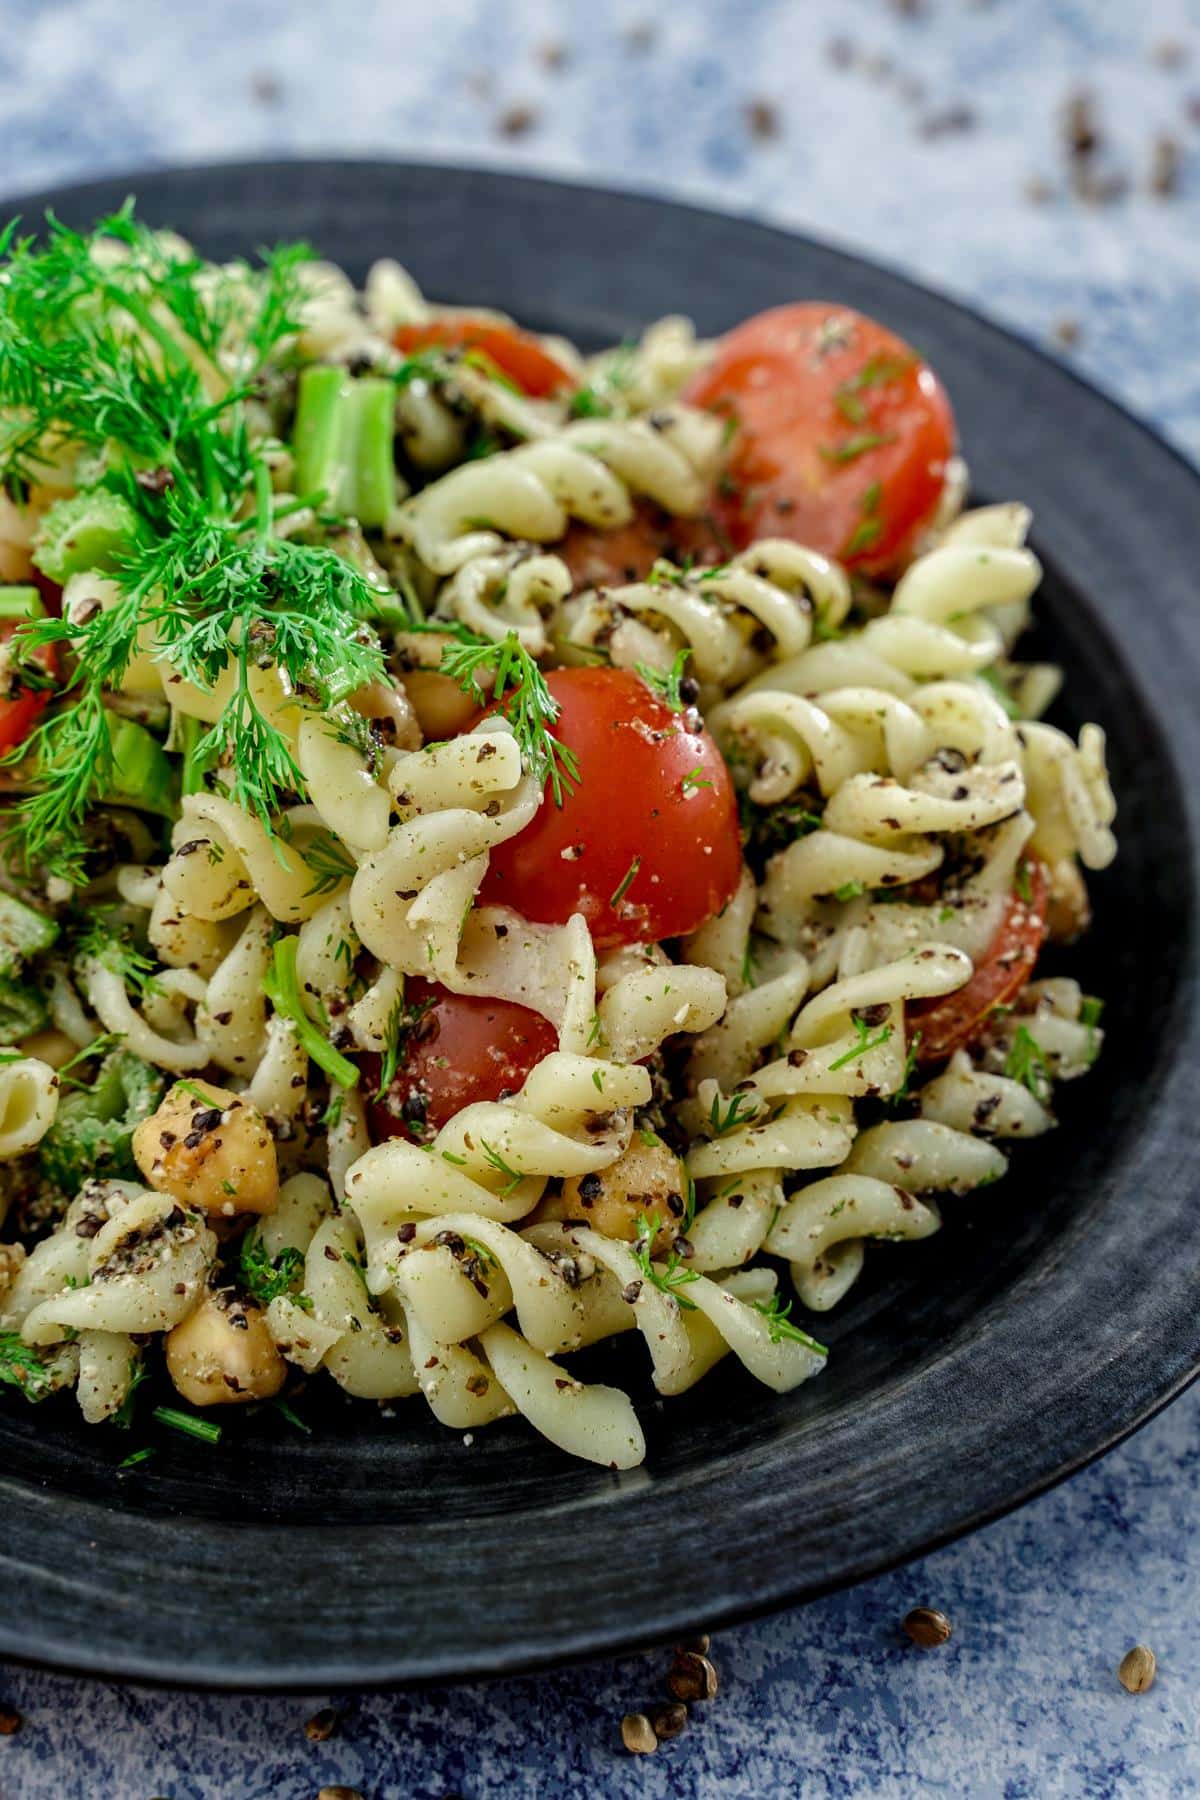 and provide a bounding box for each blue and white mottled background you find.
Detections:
[1,2,1199,1796]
